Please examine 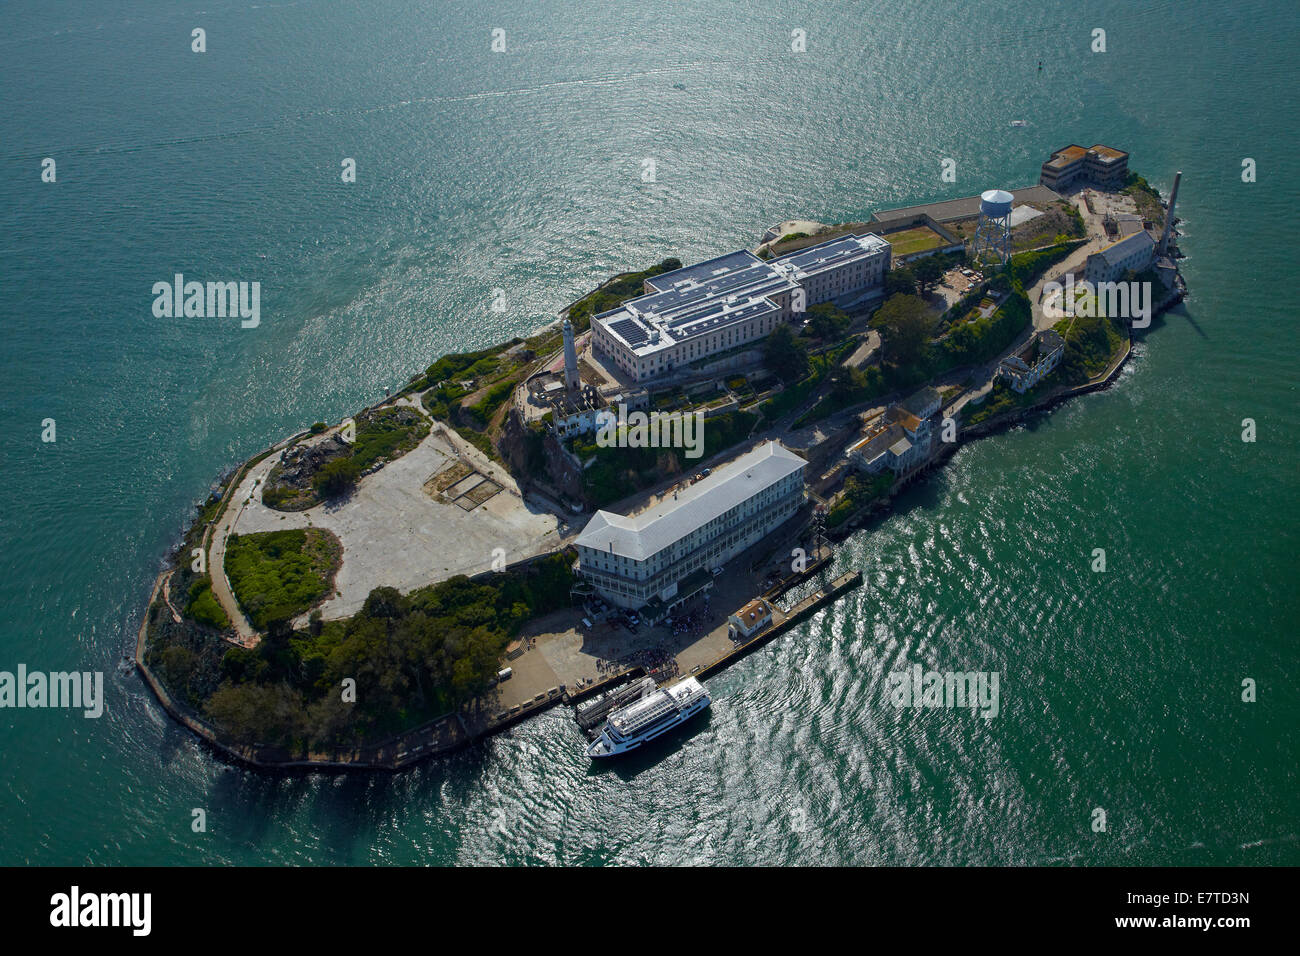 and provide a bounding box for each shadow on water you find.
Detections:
[850,466,953,539]
[200,739,500,861]
[584,709,714,781]
[1136,297,1197,339]
[206,767,321,849]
